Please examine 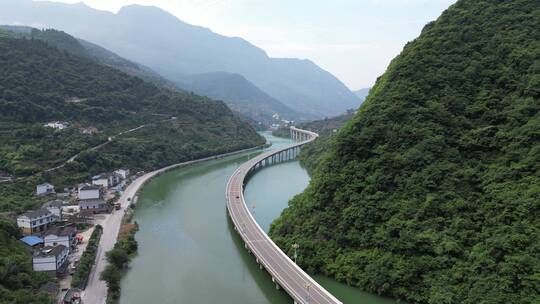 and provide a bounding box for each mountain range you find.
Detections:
[0,0,360,119]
